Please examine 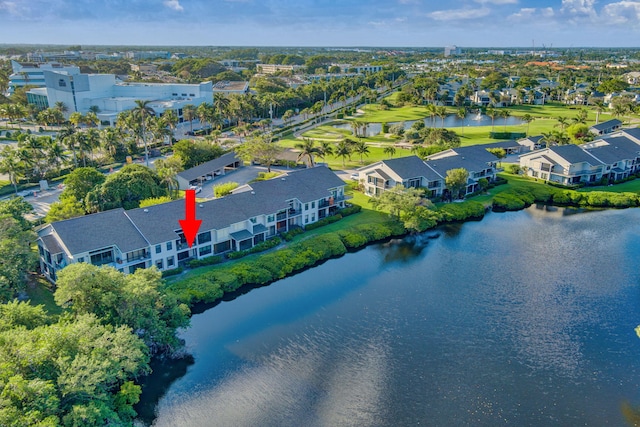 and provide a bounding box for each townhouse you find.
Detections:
[357,145,499,199]
[519,130,640,185]
[37,166,346,283]
[589,119,622,136]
